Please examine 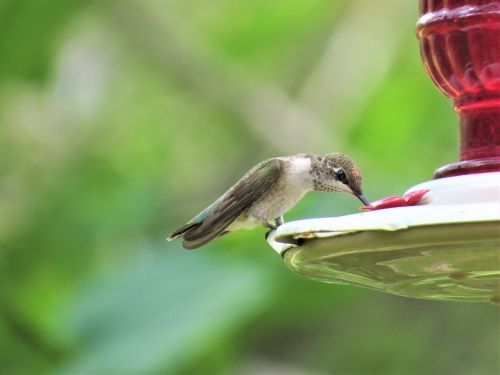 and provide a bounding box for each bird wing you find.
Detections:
[181,158,283,249]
